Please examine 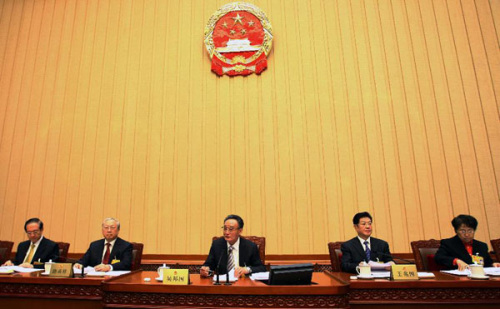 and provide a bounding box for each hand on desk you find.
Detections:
[200,266,211,277]
[234,266,250,278]
[493,263,500,268]
[456,259,469,271]
[94,264,111,272]
[1,260,13,266]
[19,263,34,268]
